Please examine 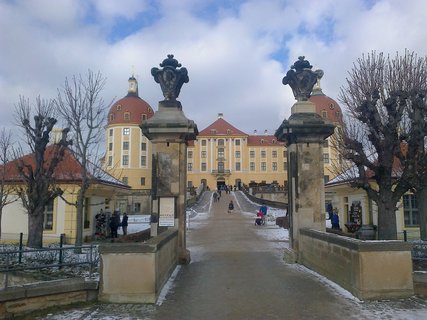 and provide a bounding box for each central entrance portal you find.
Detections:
[216,178,225,190]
